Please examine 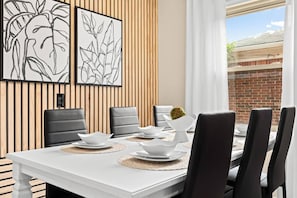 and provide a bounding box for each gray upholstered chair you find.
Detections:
[109,106,140,138]
[153,105,173,128]
[44,109,87,198]
[225,108,272,198]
